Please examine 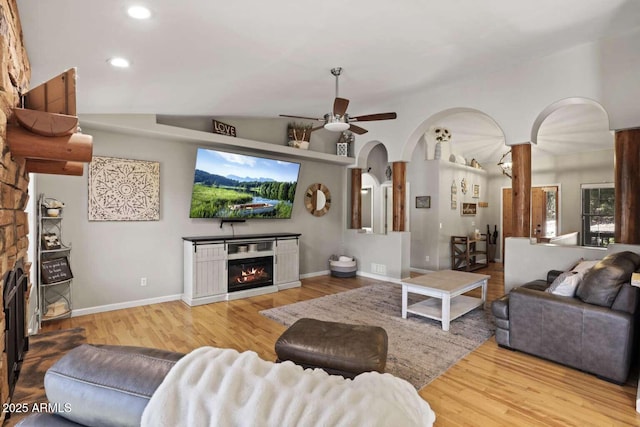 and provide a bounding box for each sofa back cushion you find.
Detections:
[576,251,640,307]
